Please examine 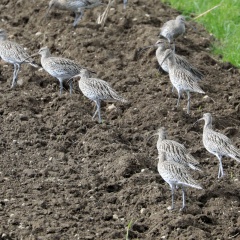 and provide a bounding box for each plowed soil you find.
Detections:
[0,0,240,239]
